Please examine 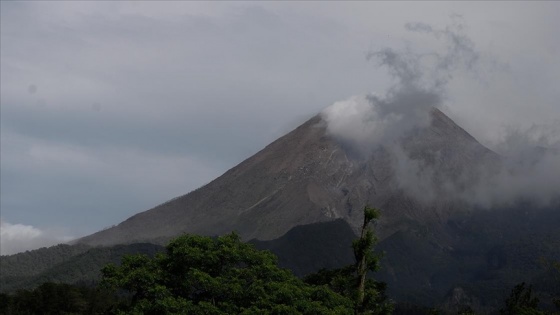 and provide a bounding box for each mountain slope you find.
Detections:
[5,107,559,312]
[77,108,499,246]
